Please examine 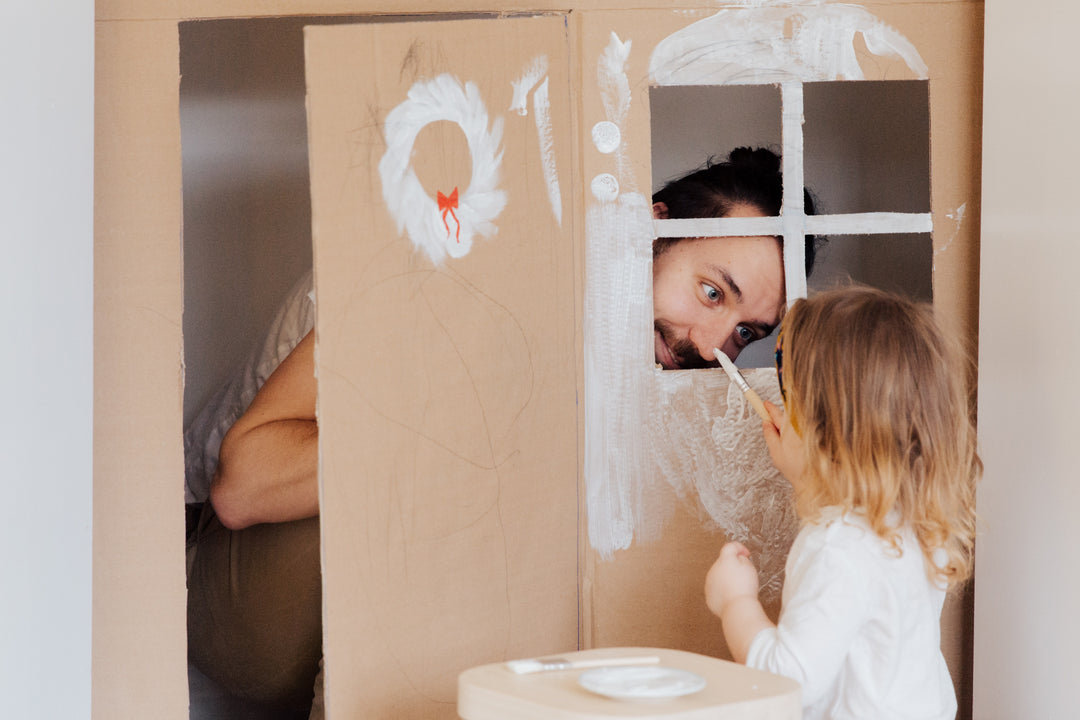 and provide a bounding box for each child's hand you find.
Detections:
[704,541,760,619]
[762,400,806,490]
